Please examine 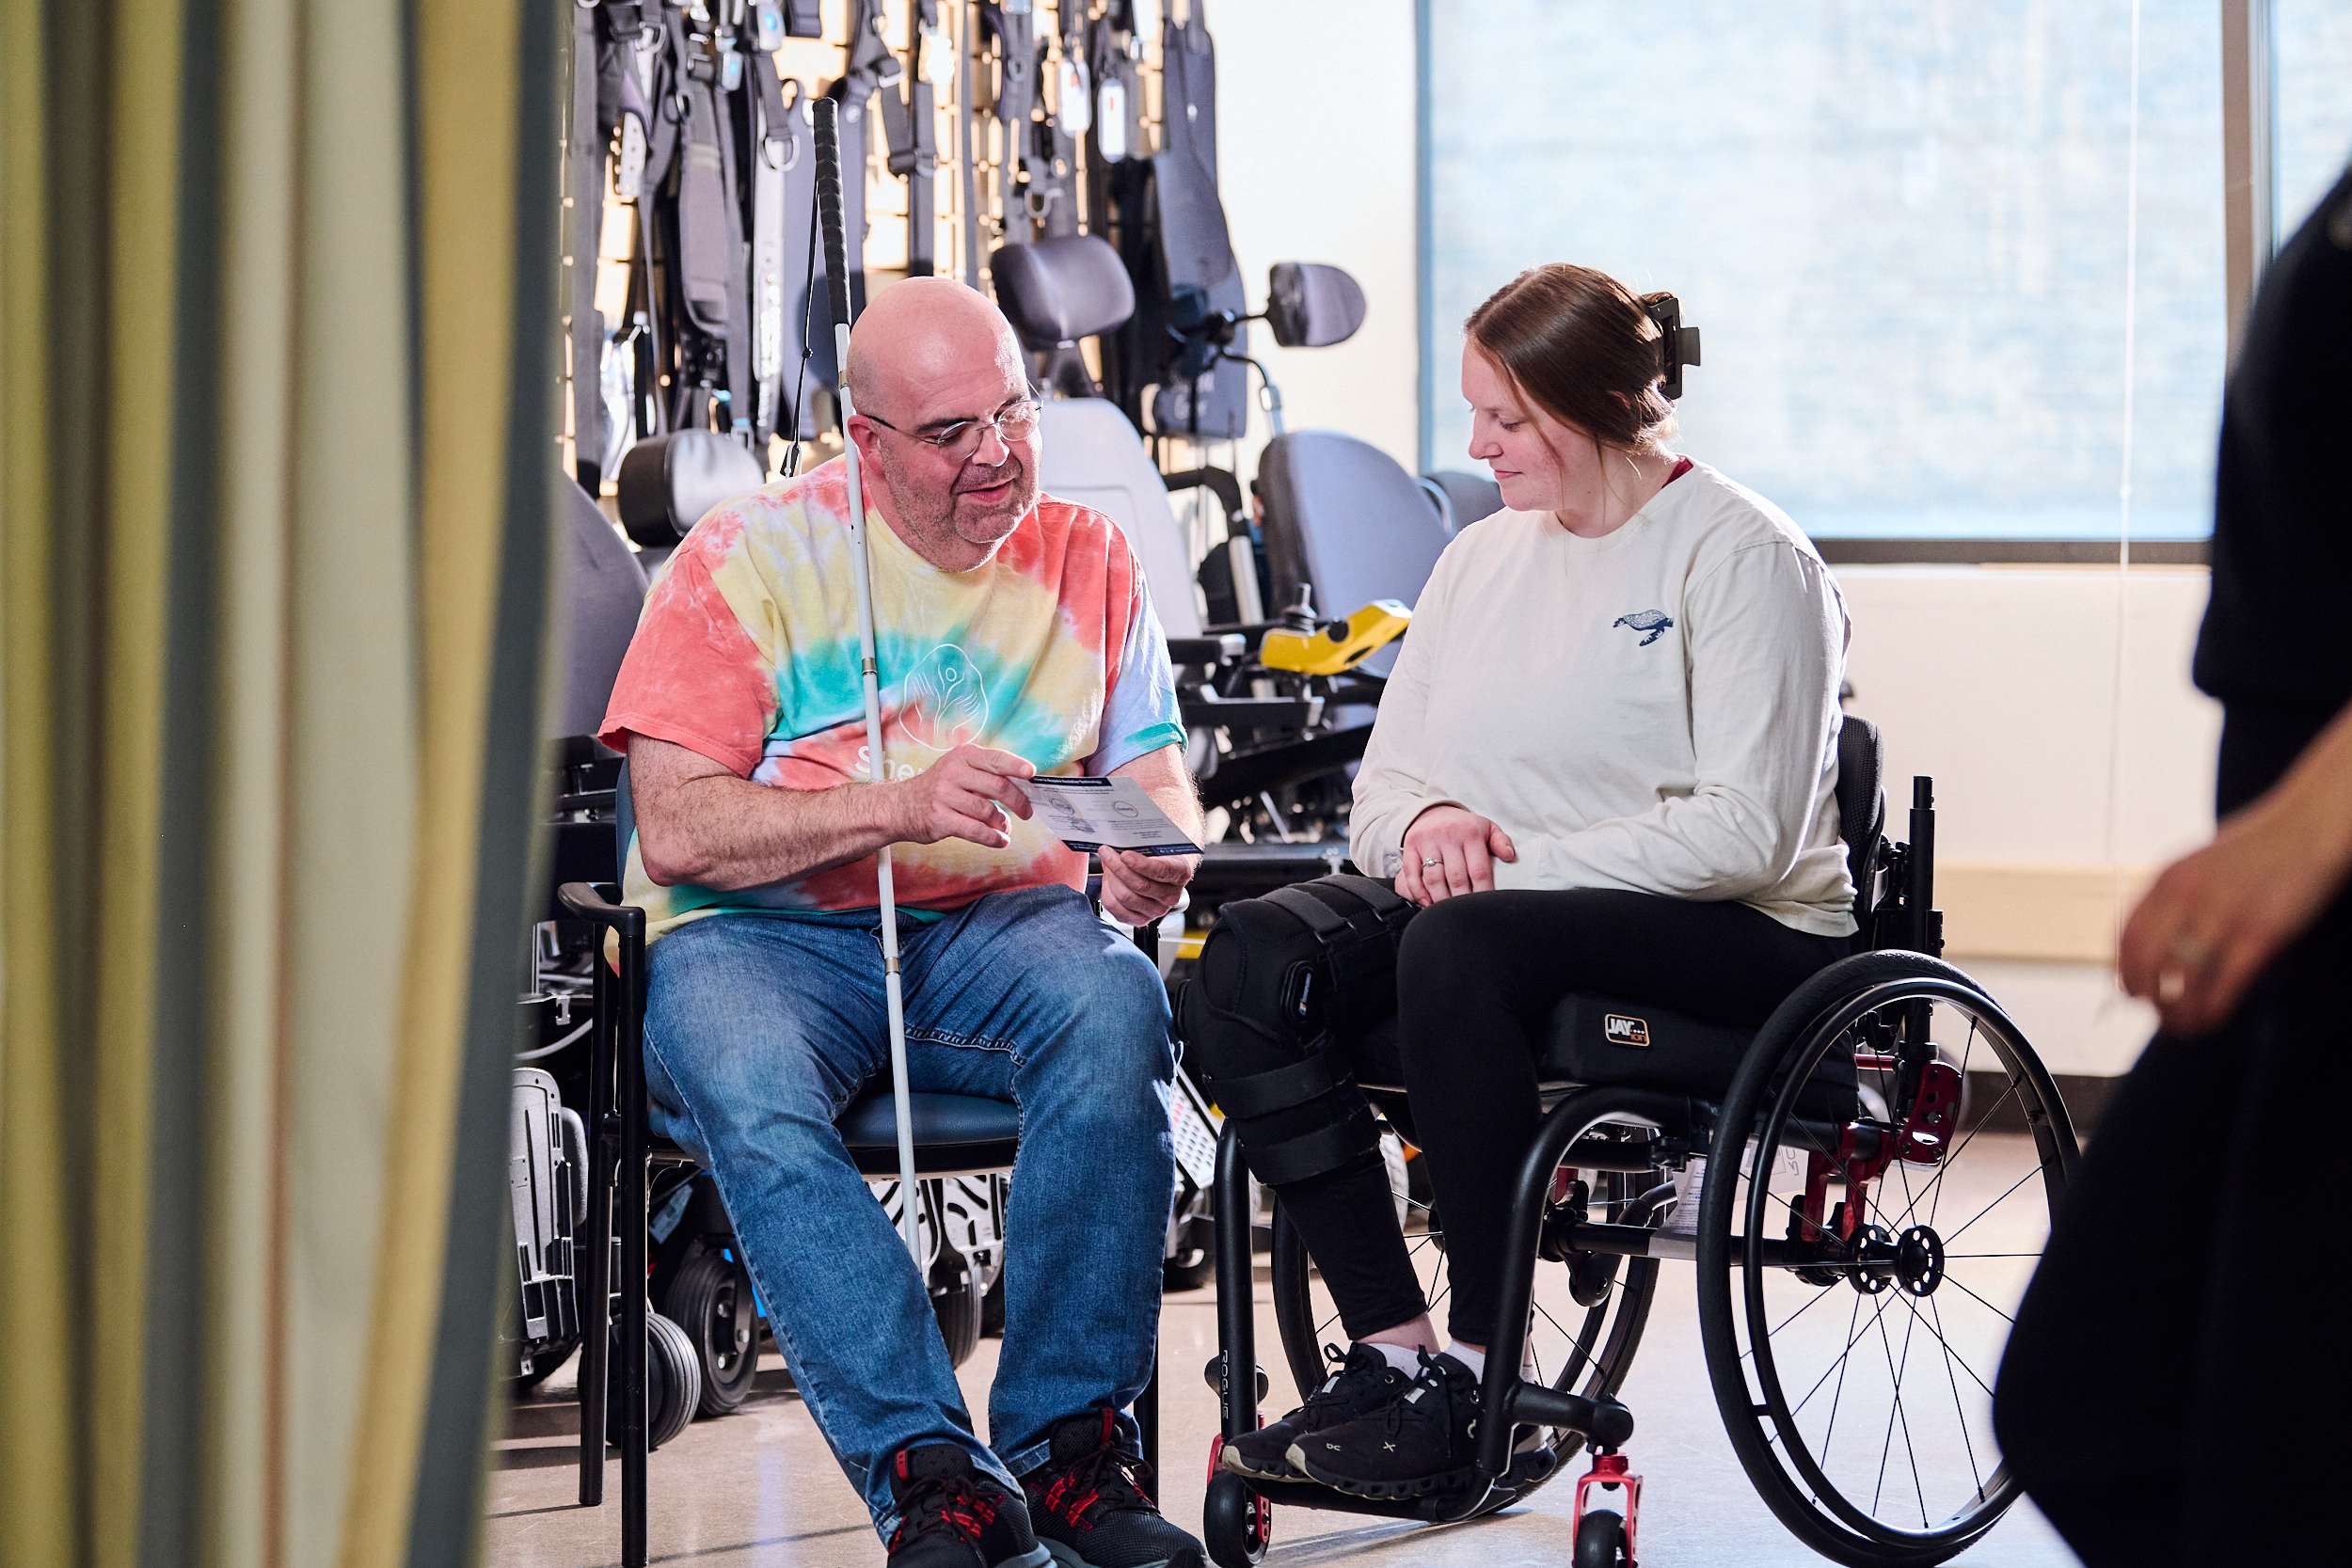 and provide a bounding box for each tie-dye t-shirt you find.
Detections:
[598,457,1184,943]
